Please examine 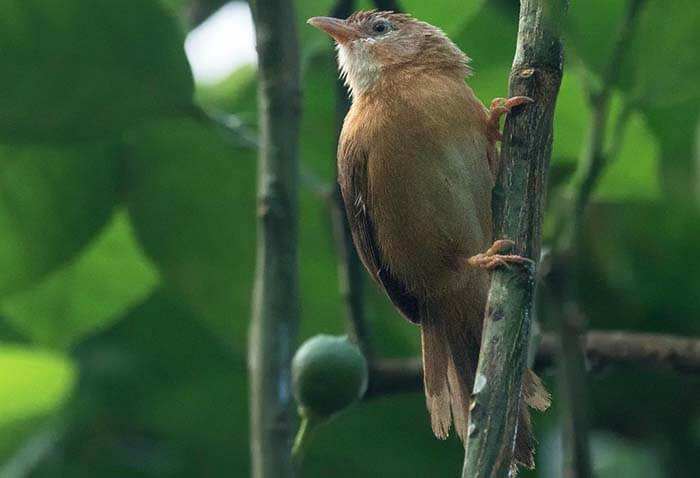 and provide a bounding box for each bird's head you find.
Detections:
[308,10,470,97]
